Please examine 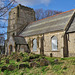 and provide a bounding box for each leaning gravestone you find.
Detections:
[54,59,58,64]
[7,65,15,71]
[40,59,50,66]
[19,64,26,69]
[19,64,29,69]
[29,62,38,67]
[16,59,20,62]
[1,66,7,72]
[6,59,9,64]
